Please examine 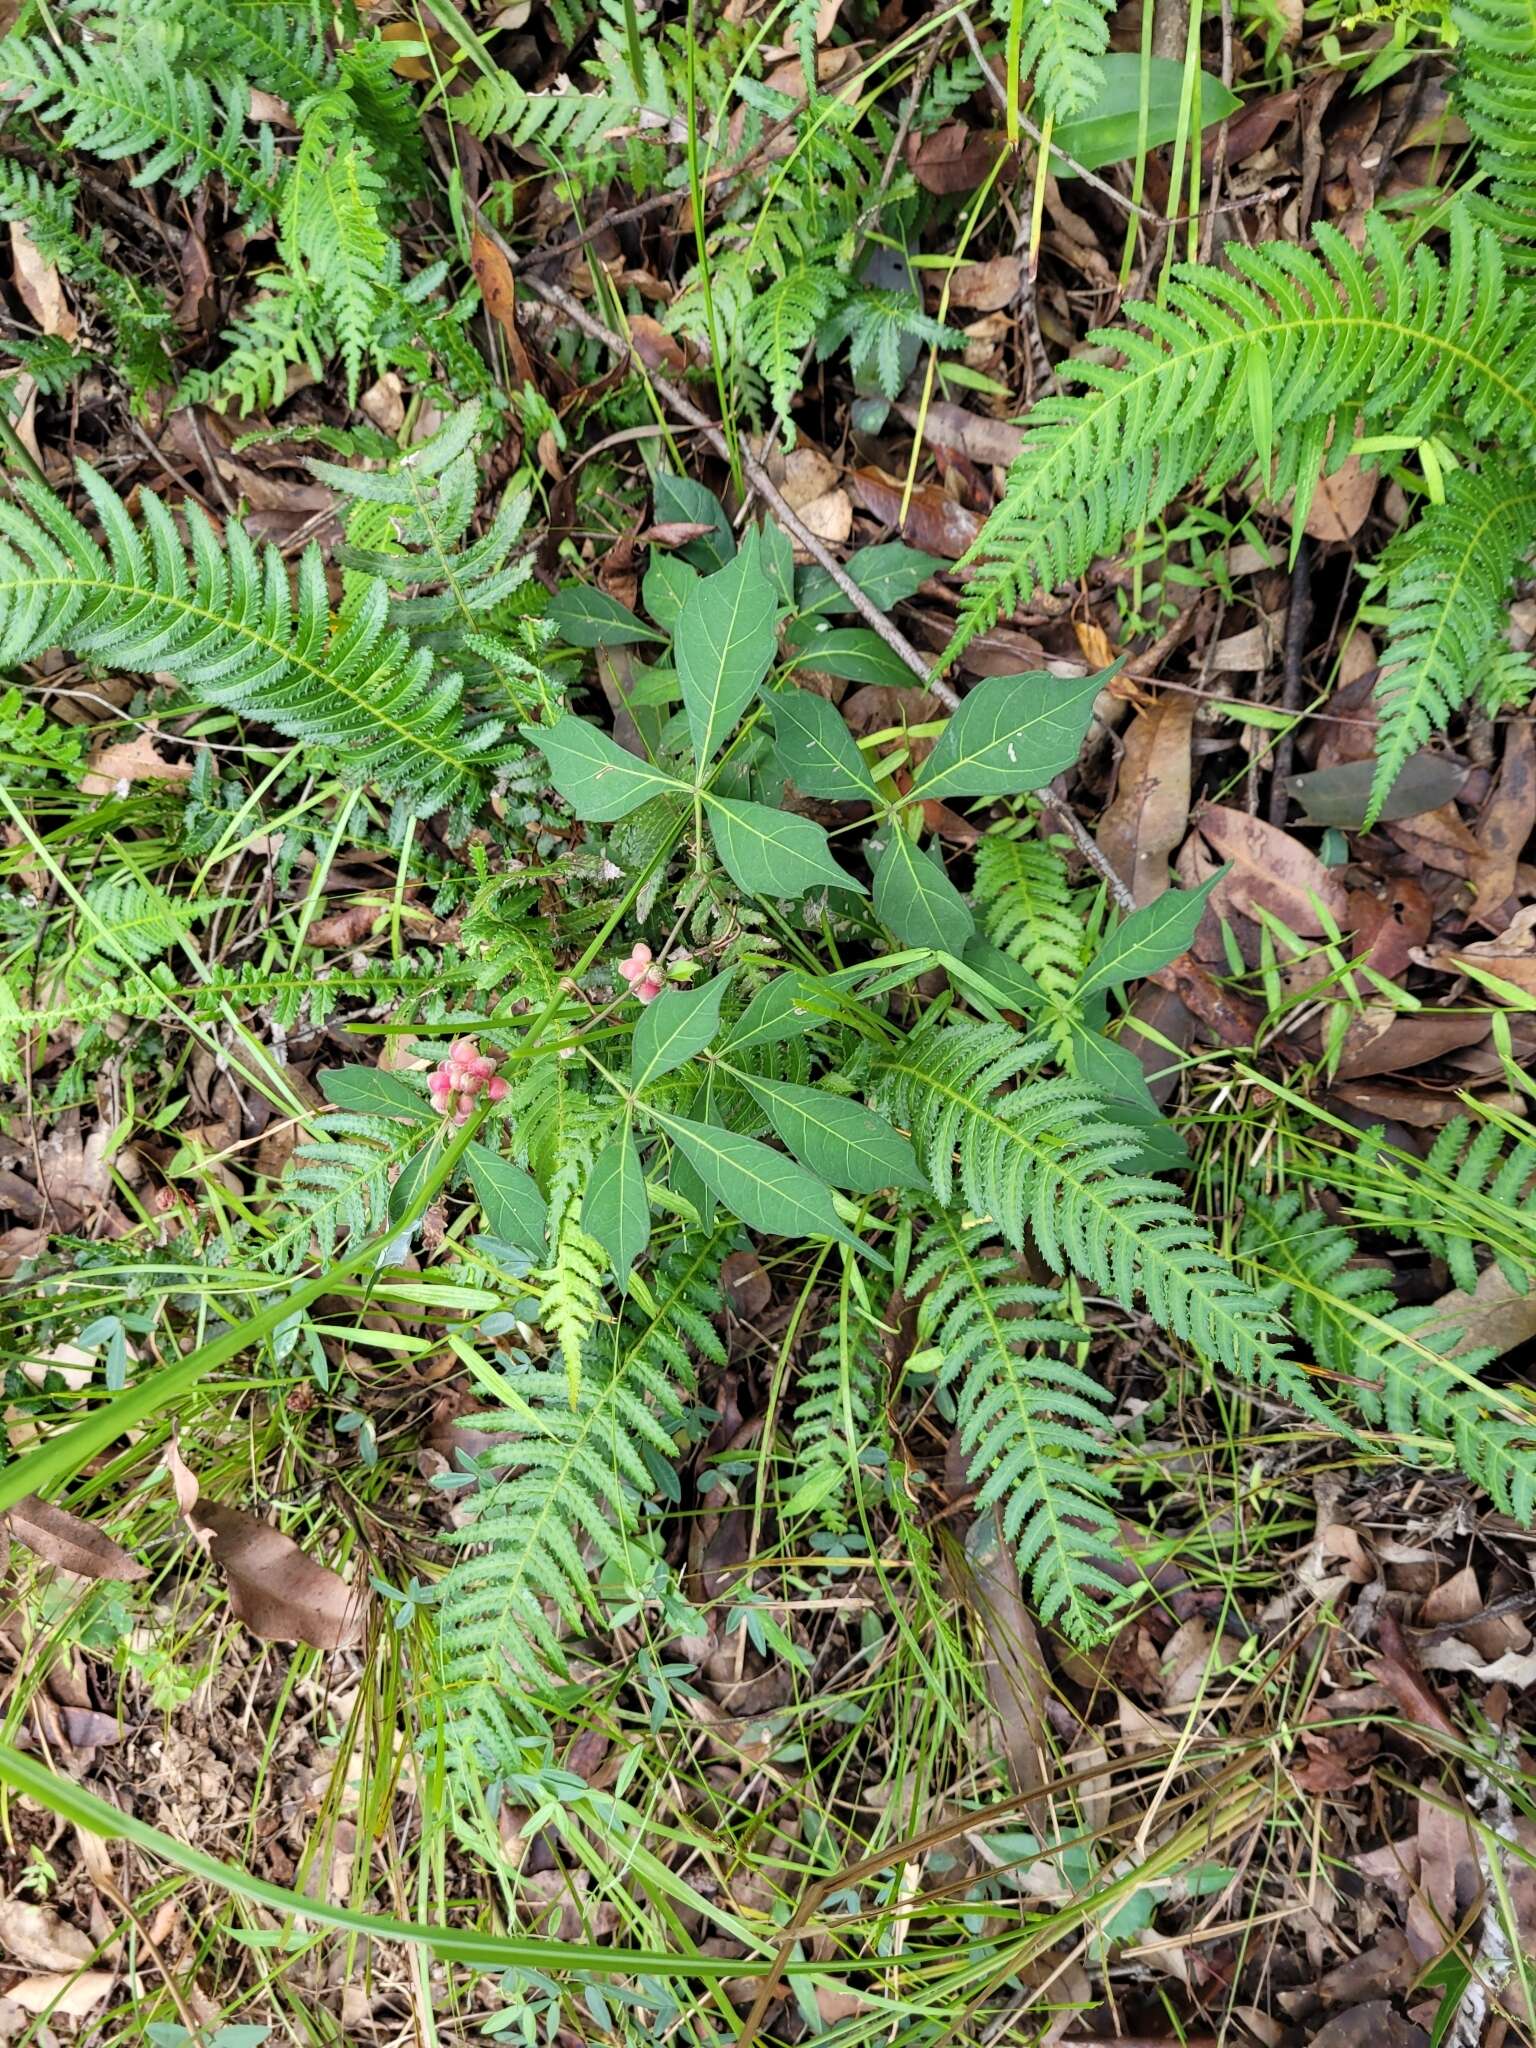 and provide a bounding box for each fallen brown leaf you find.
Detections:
[1098,696,1195,905]
[1369,1608,1459,1742]
[1449,900,1536,999]
[1468,720,1536,924]
[79,727,196,796]
[849,467,983,558]
[1405,1791,1482,1962]
[1423,1261,1536,1362]
[167,1439,364,1650]
[9,221,76,339]
[0,1900,94,1972]
[1309,2002,1427,2048]
[1334,1009,1489,1081]
[4,1495,146,1581]
[894,399,1024,468]
[6,1969,115,2017]
[471,229,537,388]
[1197,803,1352,932]
[1303,454,1379,541]
[946,256,1022,310]
[906,123,1008,195]
[721,1249,771,1318]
